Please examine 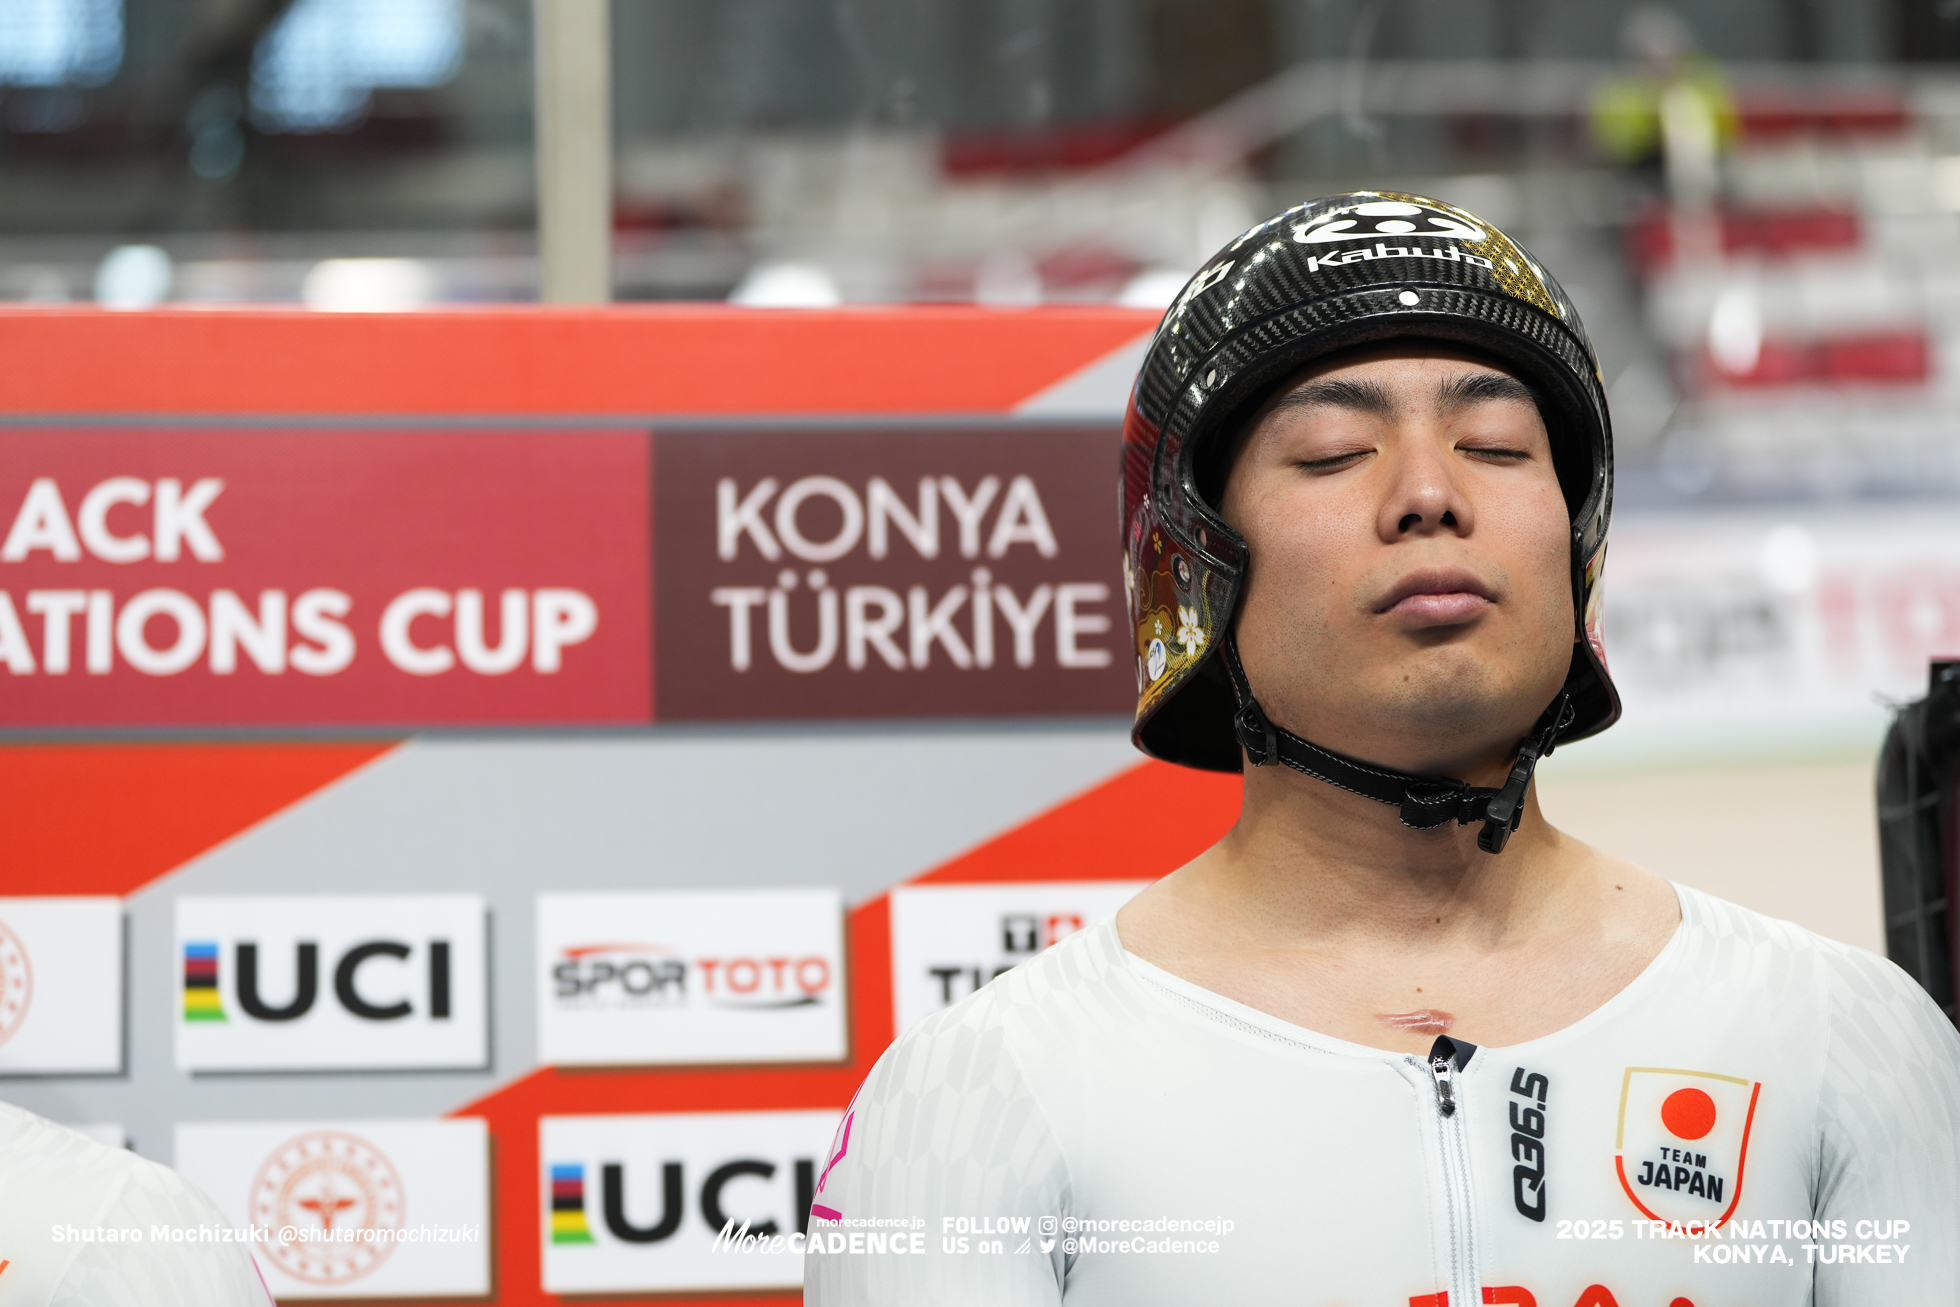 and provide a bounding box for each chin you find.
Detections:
[1371,657,1560,769]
